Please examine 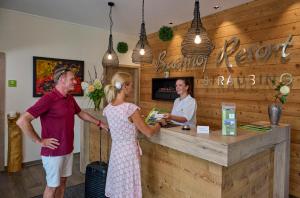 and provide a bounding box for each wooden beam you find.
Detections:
[273,125,291,198]
[0,52,5,171]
